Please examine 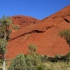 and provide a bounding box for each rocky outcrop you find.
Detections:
[11,15,41,28]
[6,5,70,58]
